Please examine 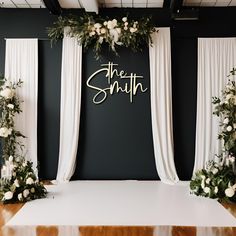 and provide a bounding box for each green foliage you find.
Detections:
[47,14,156,59]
